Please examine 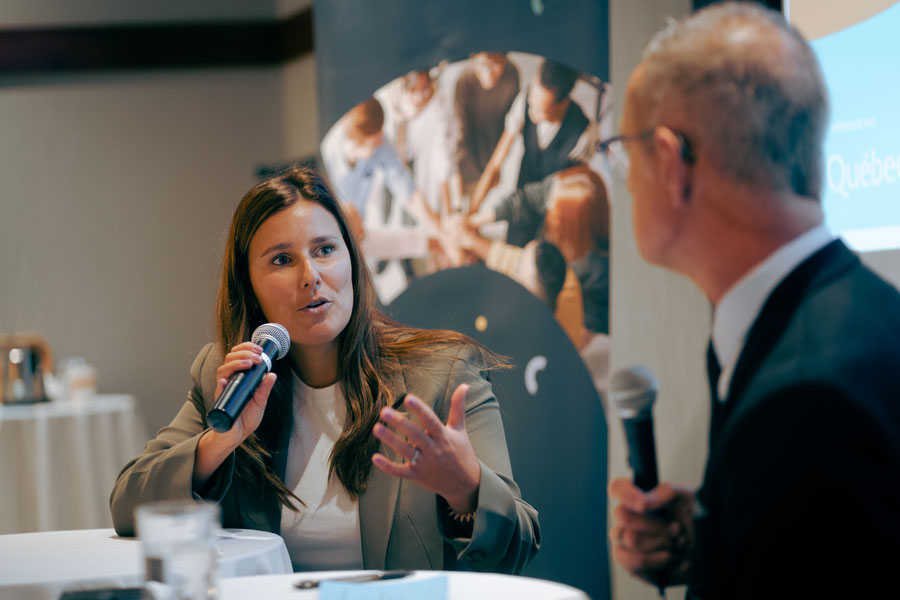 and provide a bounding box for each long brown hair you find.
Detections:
[543,164,609,264]
[215,166,504,508]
